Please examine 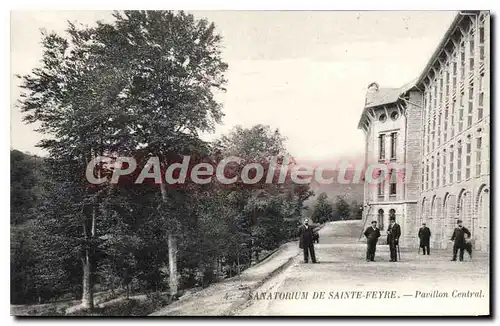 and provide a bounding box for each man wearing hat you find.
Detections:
[450,220,471,261]
[387,217,401,262]
[298,218,317,263]
[418,222,432,255]
[364,221,381,262]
